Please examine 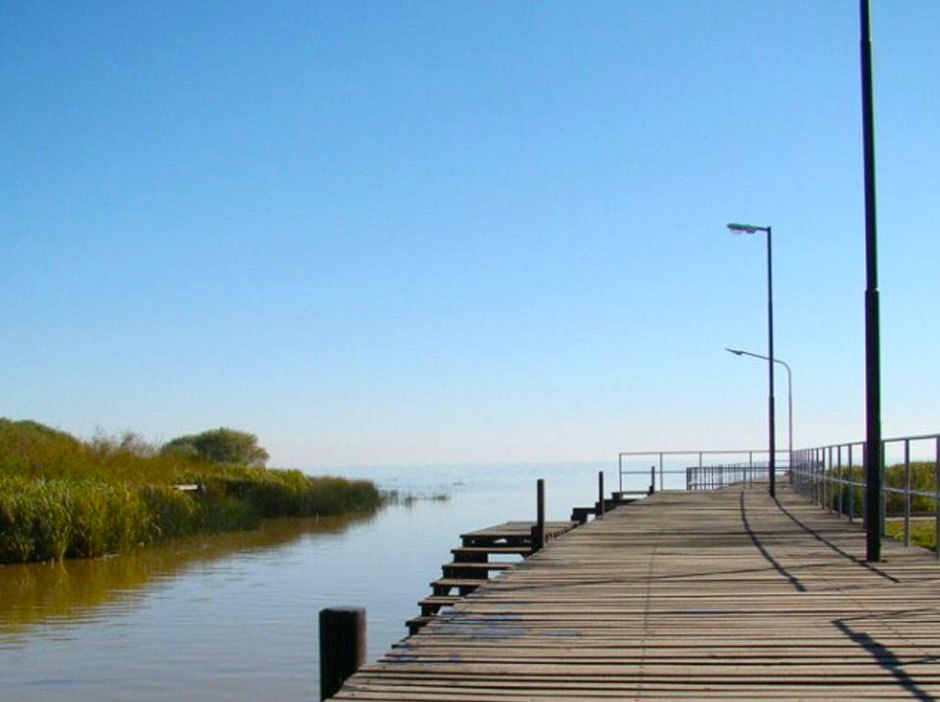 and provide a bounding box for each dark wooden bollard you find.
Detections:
[319,607,365,700]
[531,479,545,551]
[649,466,656,495]
[597,471,605,516]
